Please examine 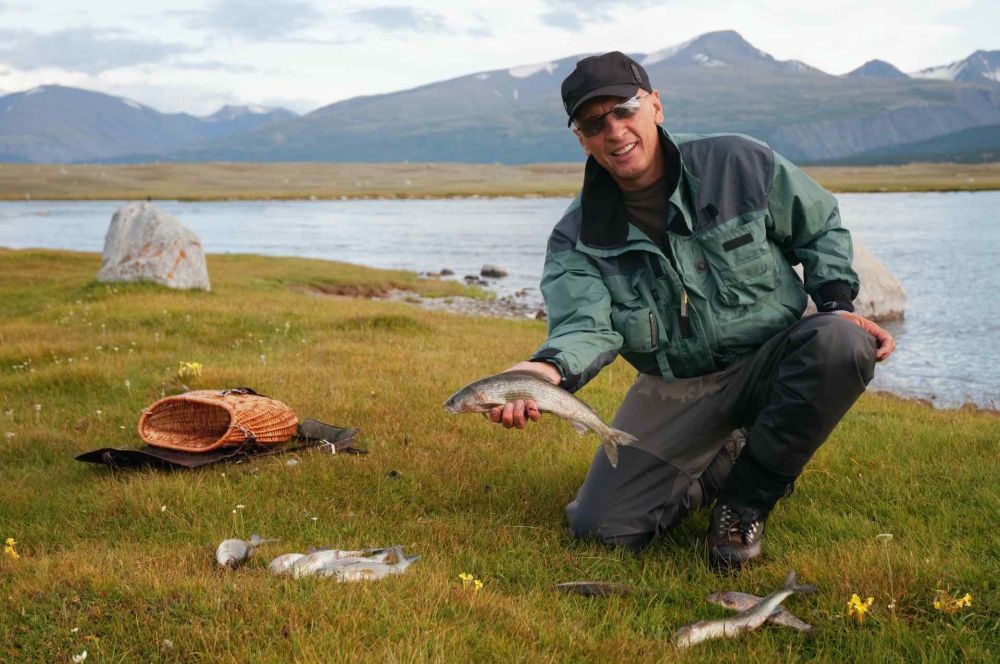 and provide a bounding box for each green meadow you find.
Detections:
[0,249,996,662]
